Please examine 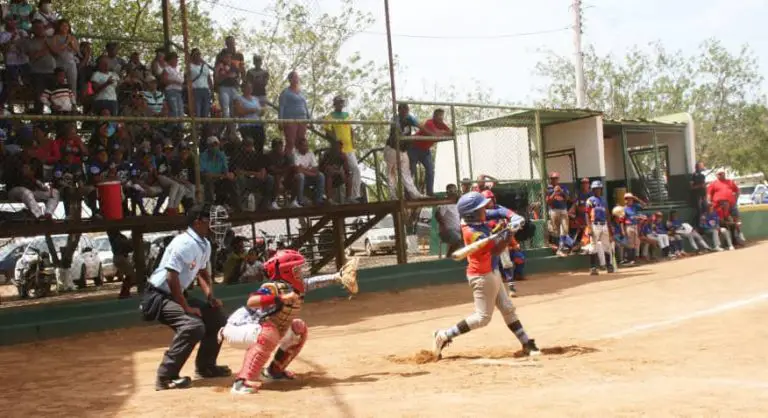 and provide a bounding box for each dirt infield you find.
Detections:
[2,243,768,417]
